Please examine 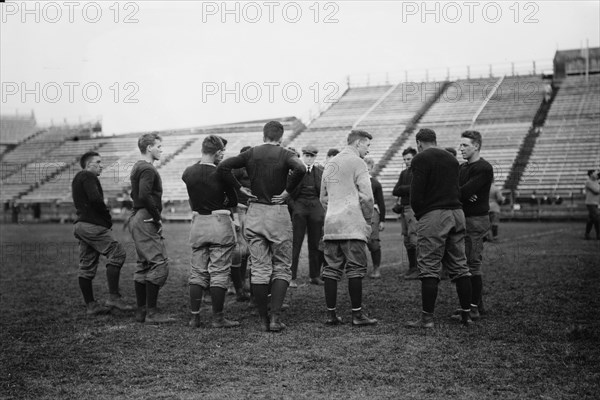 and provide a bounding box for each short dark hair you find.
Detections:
[461,130,482,150]
[202,135,225,155]
[263,121,284,141]
[80,151,100,169]
[347,130,372,145]
[286,147,300,157]
[240,145,252,153]
[402,147,417,157]
[327,148,340,158]
[138,132,162,154]
[216,135,228,147]
[588,169,597,177]
[415,128,436,144]
[445,147,457,156]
